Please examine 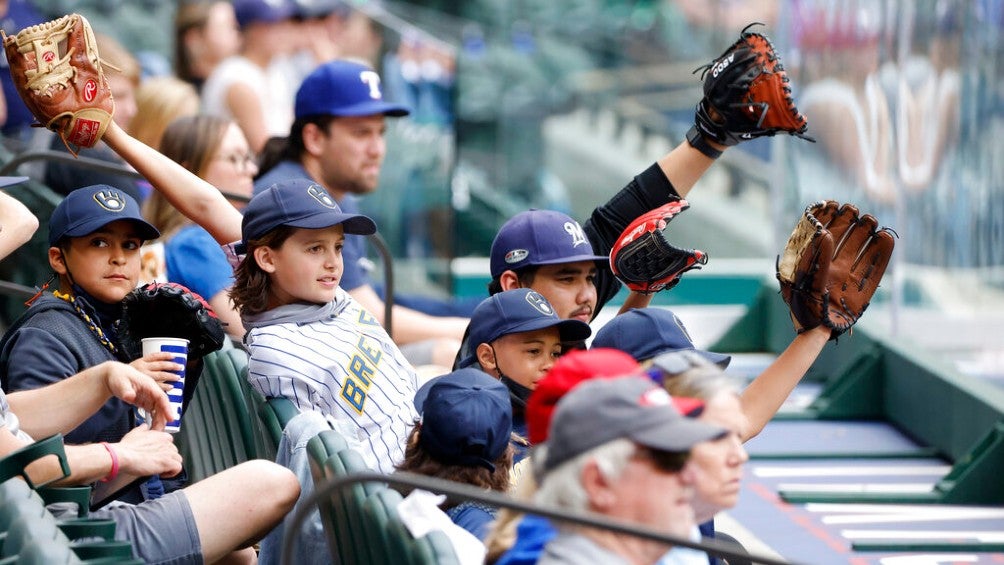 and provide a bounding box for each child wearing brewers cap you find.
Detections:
[397,367,515,540]
[458,288,591,458]
[228,177,420,473]
[0,186,186,449]
[88,108,423,474]
[0,183,299,564]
